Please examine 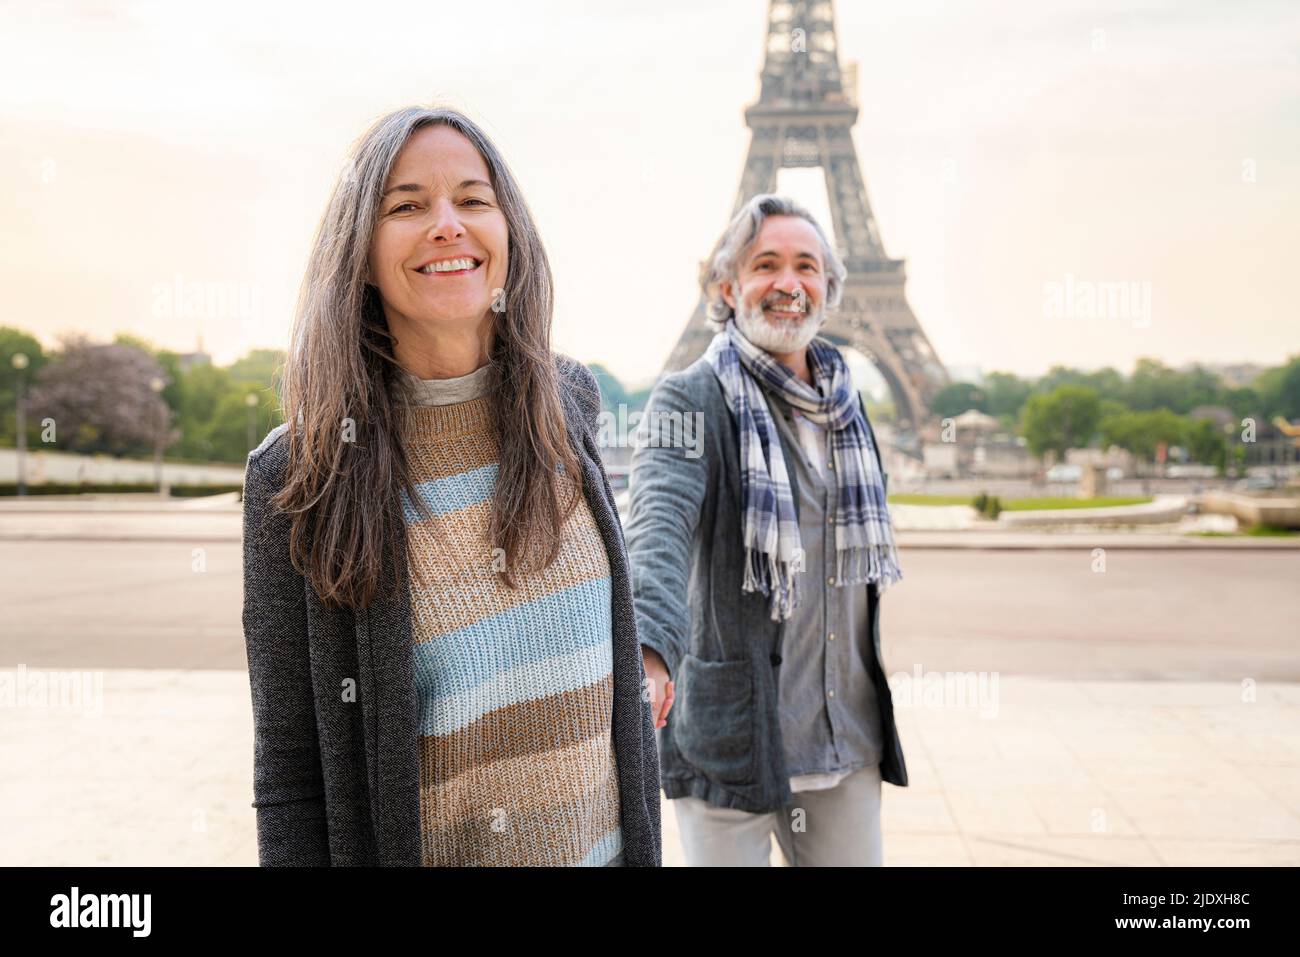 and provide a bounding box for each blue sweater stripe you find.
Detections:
[415,634,613,738]
[401,463,498,523]
[412,577,613,736]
